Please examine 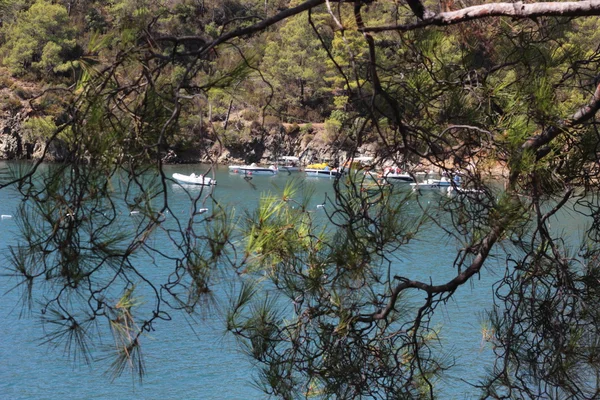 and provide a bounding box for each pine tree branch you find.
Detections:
[362,0,600,33]
[523,83,600,153]
[358,221,505,322]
